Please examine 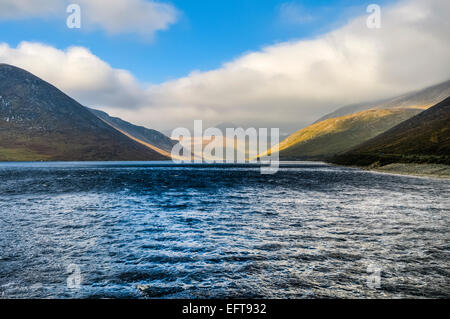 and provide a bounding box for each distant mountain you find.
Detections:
[0,64,169,161]
[315,79,450,123]
[214,122,241,131]
[332,97,450,166]
[88,108,177,158]
[267,108,422,160]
